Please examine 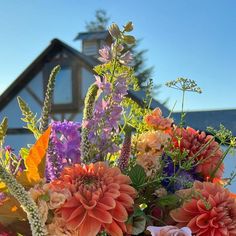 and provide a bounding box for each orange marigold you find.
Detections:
[170,181,236,235]
[50,162,136,236]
